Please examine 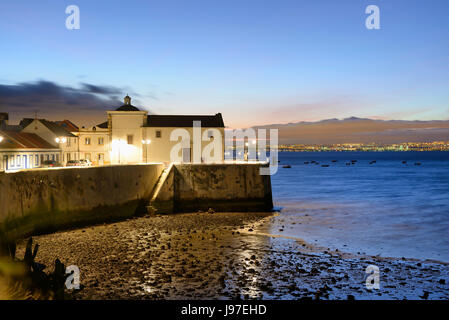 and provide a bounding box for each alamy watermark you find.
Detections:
[65,265,80,290]
[168,121,279,175]
[365,5,380,30]
[65,5,80,30]
[64,5,380,31]
[365,265,380,290]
